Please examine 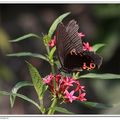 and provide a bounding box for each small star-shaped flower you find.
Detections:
[64,90,77,103]
[78,93,87,102]
[83,42,93,51]
[78,32,85,38]
[63,77,74,87]
[43,73,54,84]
